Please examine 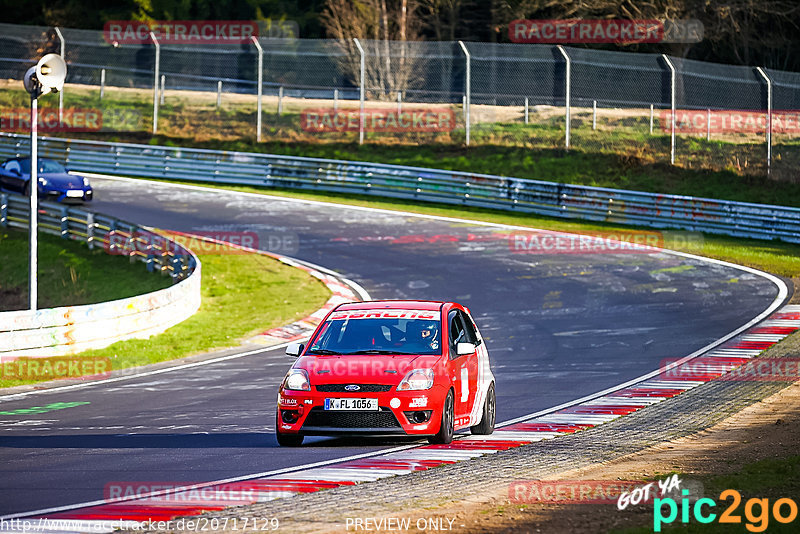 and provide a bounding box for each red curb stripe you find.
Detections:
[503,423,592,432]
[559,405,641,415]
